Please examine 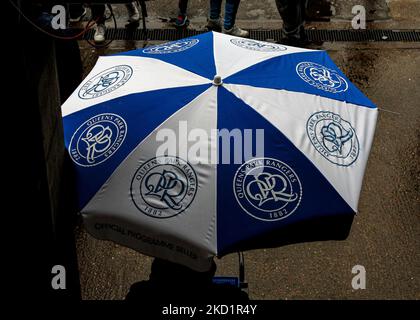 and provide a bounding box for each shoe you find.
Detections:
[94,24,106,43]
[175,14,189,27]
[278,26,311,48]
[223,25,249,38]
[278,34,311,48]
[126,3,140,23]
[206,18,222,32]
